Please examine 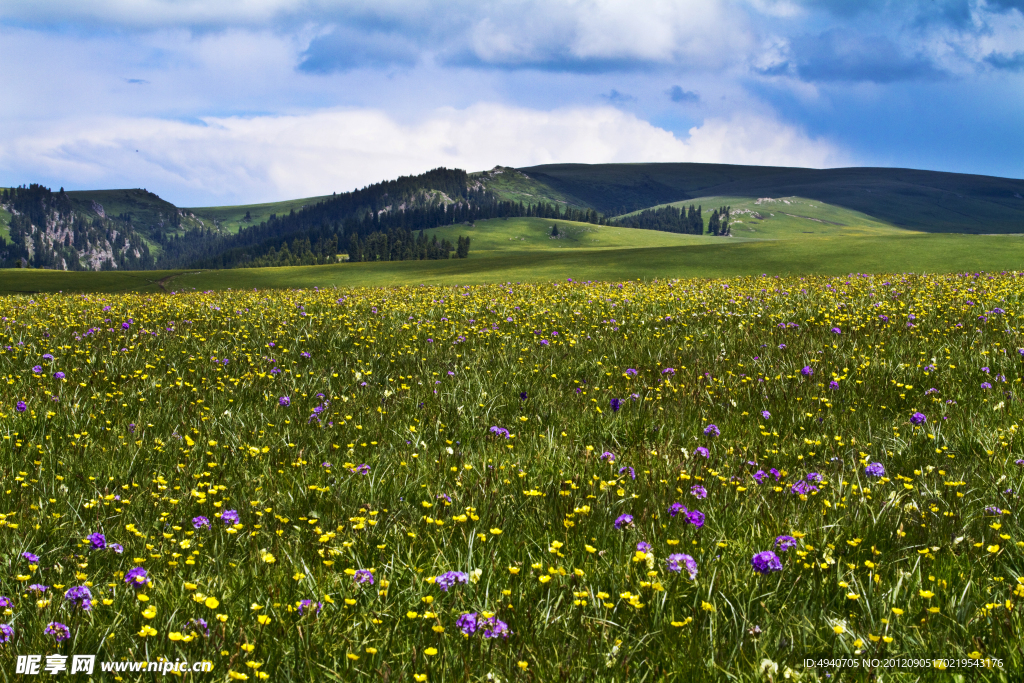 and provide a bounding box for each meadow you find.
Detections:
[0,273,1021,681]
